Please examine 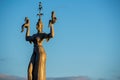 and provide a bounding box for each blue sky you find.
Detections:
[0,0,120,80]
